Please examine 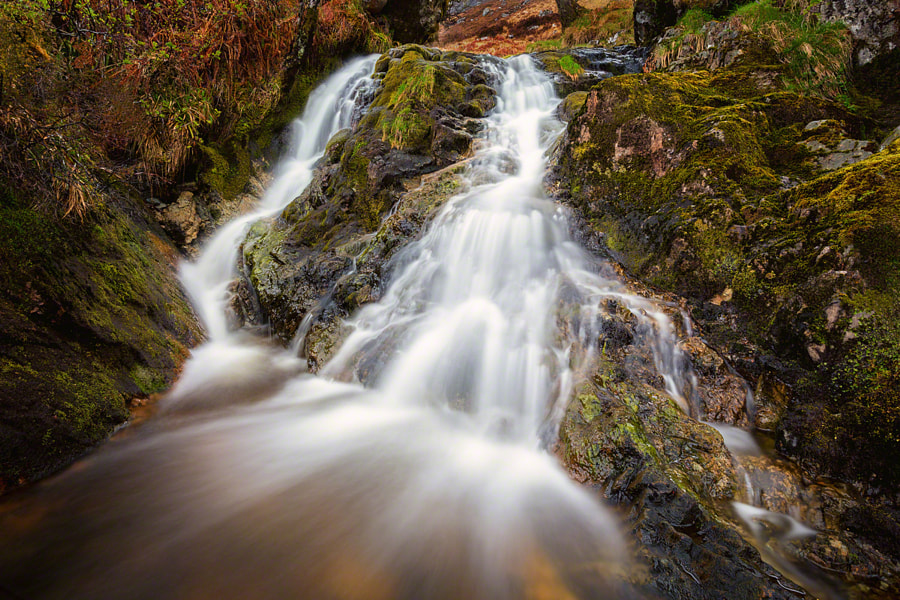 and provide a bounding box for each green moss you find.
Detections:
[0,183,198,487]
[199,142,253,200]
[560,91,588,122]
[130,363,166,395]
[381,106,430,150]
[558,55,585,80]
[562,380,735,504]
